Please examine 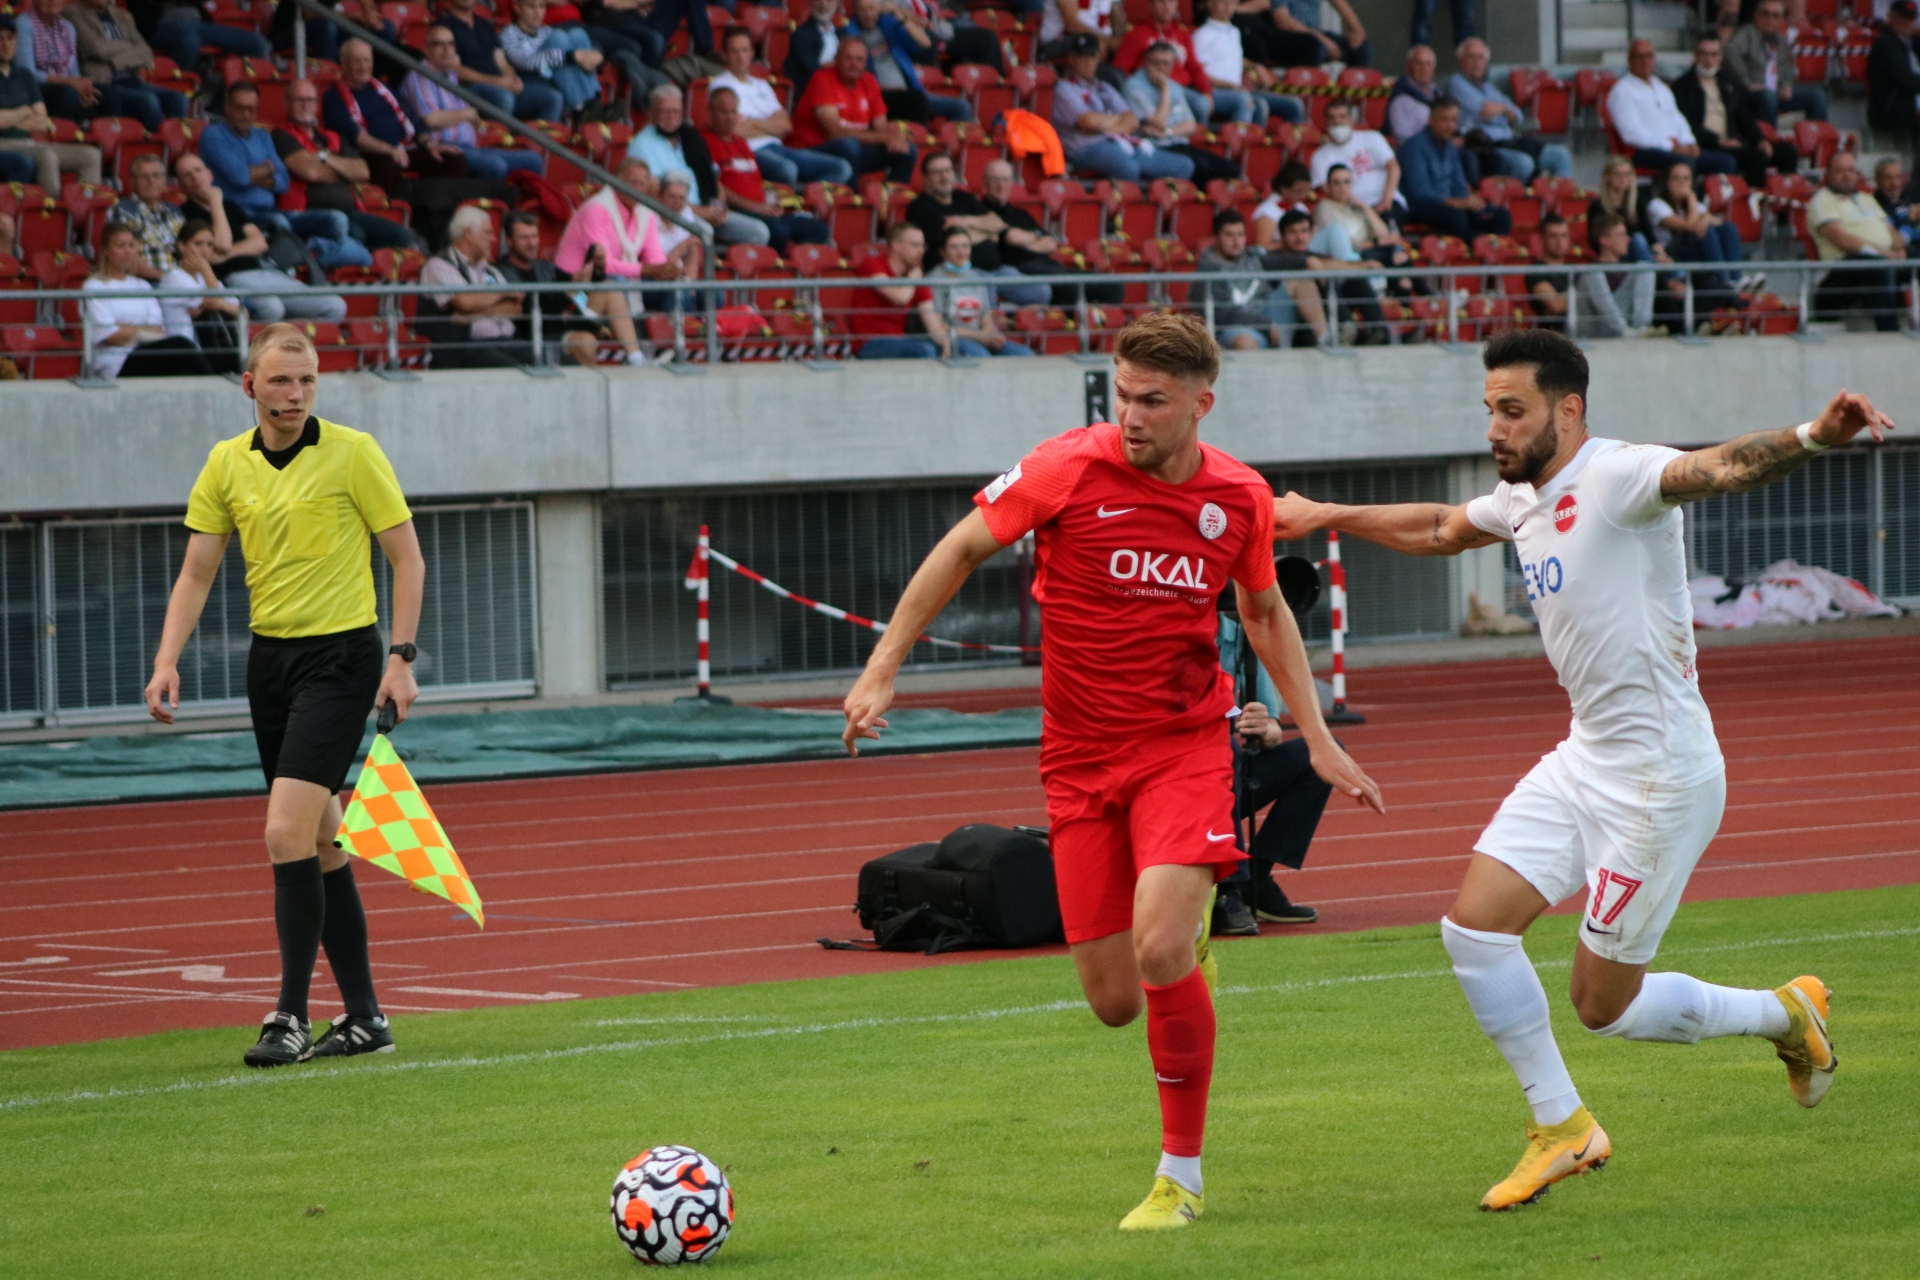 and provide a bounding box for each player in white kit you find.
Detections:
[1273,329,1892,1210]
